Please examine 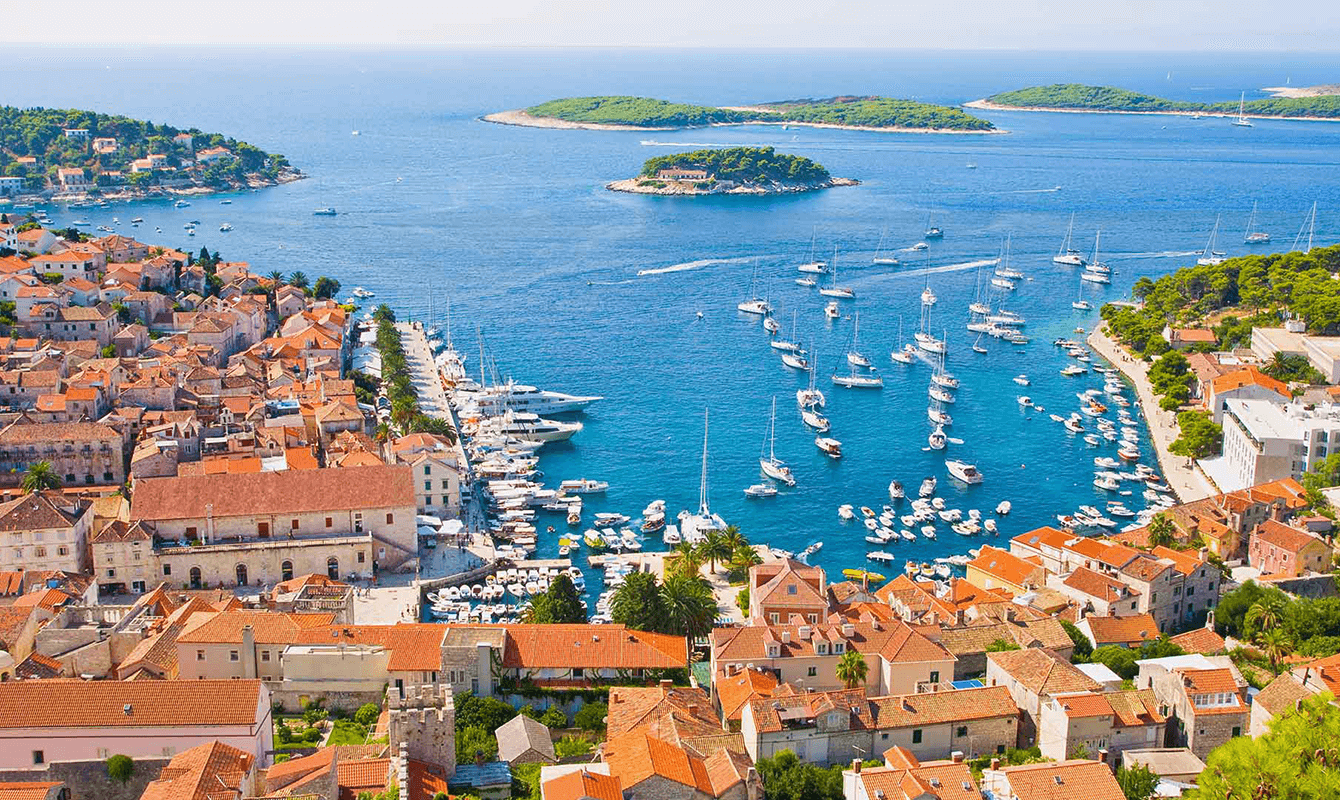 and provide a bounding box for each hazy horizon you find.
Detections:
[3,0,1339,52]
